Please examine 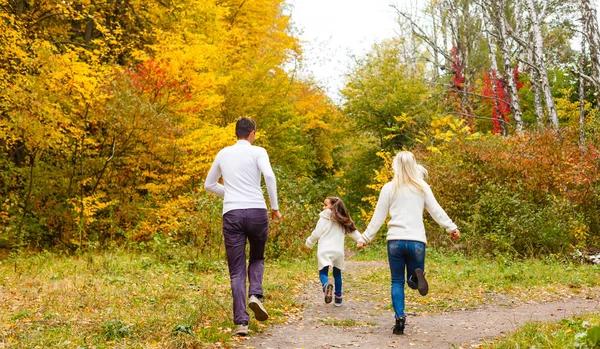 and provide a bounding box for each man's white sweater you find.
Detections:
[204,140,278,214]
[359,182,457,245]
